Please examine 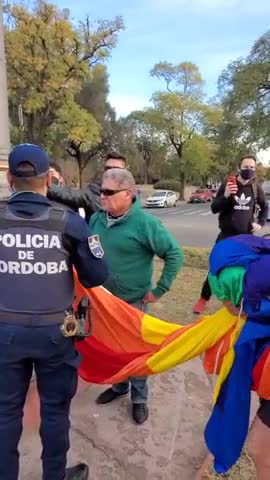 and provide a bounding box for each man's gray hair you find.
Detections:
[102,168,136,190]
